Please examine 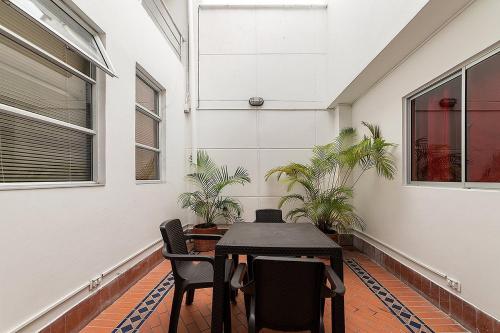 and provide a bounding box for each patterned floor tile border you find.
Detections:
[112,256,438,333]
[345,258,435,333]
[112,272,175,333]
[113,252,201,332]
